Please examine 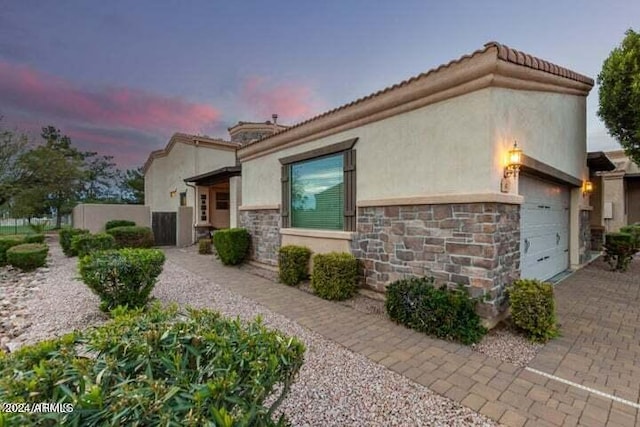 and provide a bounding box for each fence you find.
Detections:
[0,216,70,235]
